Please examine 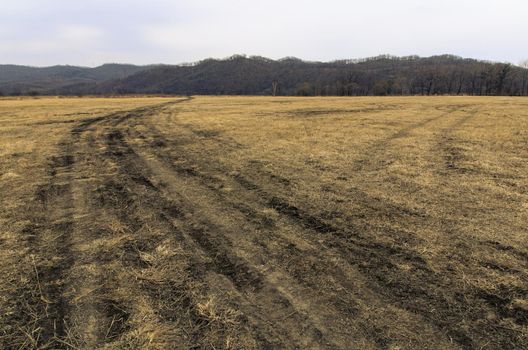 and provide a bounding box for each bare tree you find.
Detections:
[272,80,279,96]
[518,60,528,96]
